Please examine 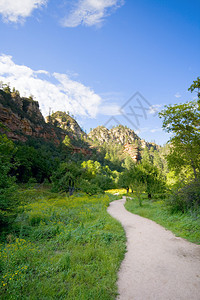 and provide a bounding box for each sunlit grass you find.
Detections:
[125,196,200,245]
[105,188,127,195]
[0,190,126,299]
